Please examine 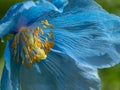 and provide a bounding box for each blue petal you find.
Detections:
[0,0,59,38]
[49,0,68,12]
[1,65,12,90]
[1,39,20,90]
[20,51,100,90]
[44,0,120,68]
[4,40,11,67]
[1,40,12,90]
[24,0,68,12]
[64,0,104,12]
